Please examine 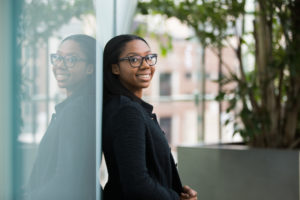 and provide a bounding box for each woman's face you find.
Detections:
[112,39,156,98]
[52,40,93,96]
